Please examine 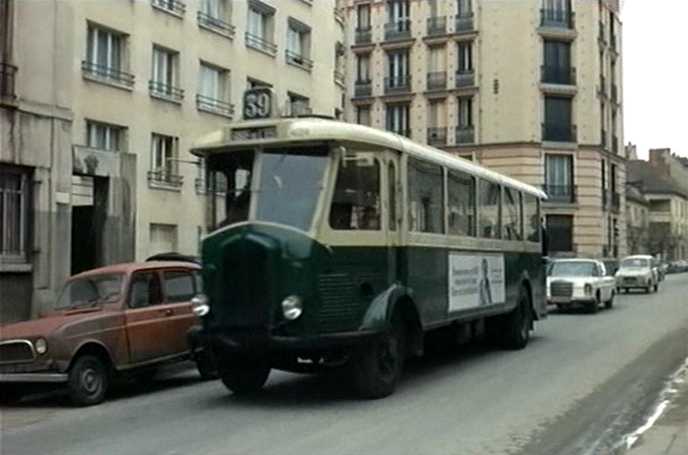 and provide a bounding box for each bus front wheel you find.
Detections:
[352,311,406,399]
[220,360,270,395]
